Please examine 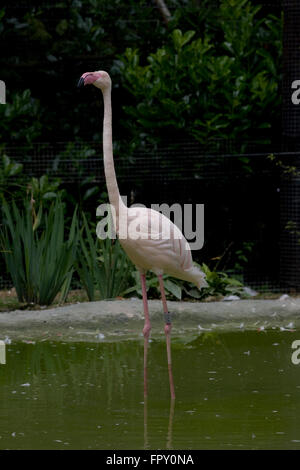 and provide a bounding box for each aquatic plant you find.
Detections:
[77,212,133,300]
[0,198,78,305]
